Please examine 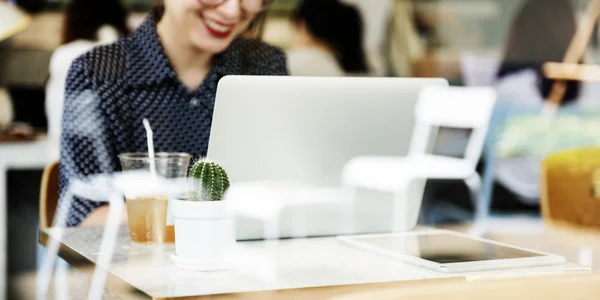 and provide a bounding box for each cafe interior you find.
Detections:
[3,0,600,299]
